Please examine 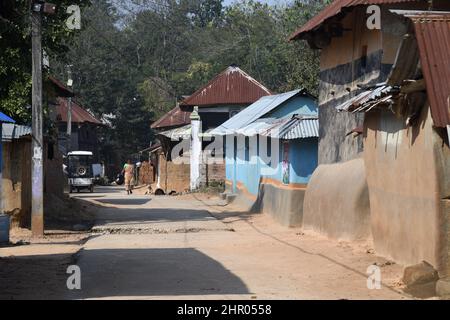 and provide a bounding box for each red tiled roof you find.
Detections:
[56,97,102,125]
[181,66,272,107]
[151,106,191,130]
[409,11,450,127]
[289,0,423,41]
